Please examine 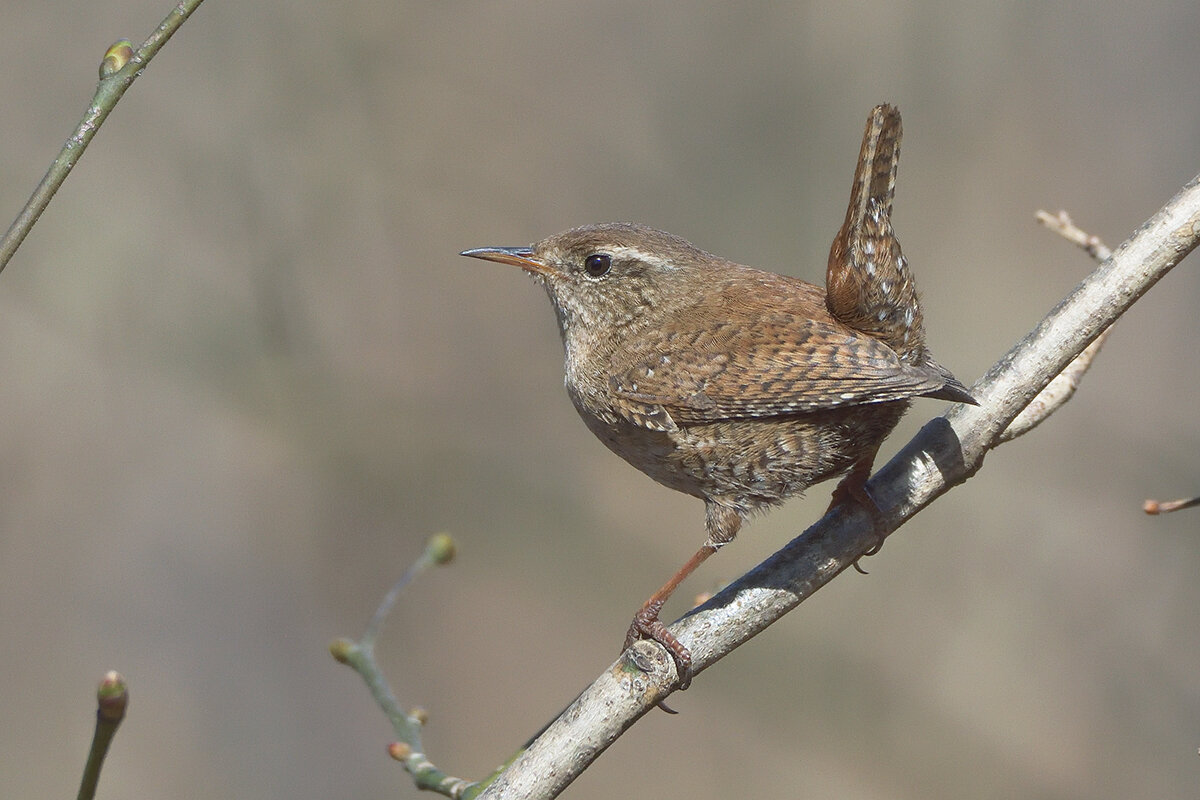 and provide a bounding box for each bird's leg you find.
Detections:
[625,544,716,691]
[826,445,890,570]
[625,504,741,691]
